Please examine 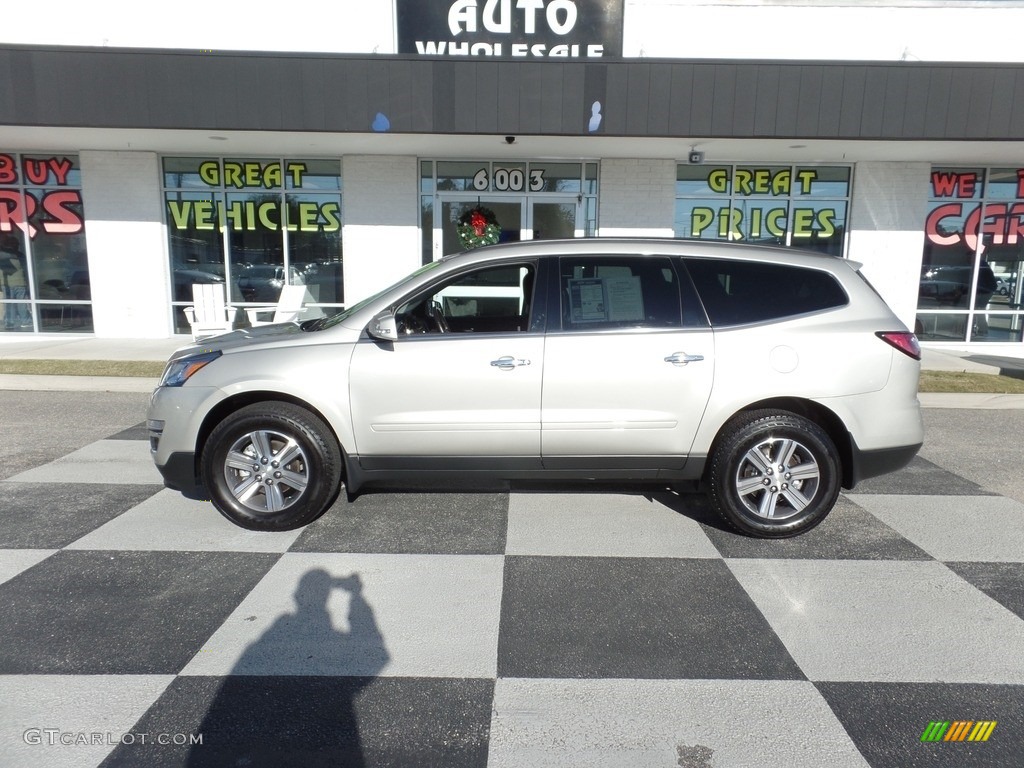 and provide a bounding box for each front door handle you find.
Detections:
[490,355,531,371]
[664,351,705,366]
